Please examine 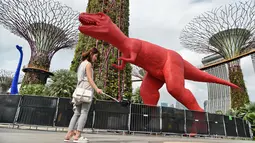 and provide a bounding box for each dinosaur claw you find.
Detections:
[112,64,124,70]
[118,57,126,60]
[112,63,119,68]
[117,57,123,61]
